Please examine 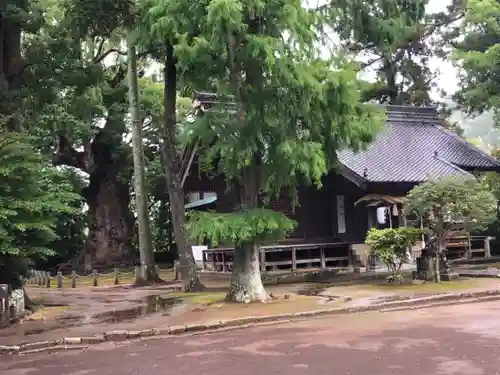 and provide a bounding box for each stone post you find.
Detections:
[45,272,51,288]
[71,271,77,288]
[56,271,63,288]
[36,271,42,286]
[485,237,492,258]
[113,268,120,285]
[0,284,10,323]
[92,269,98,287]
